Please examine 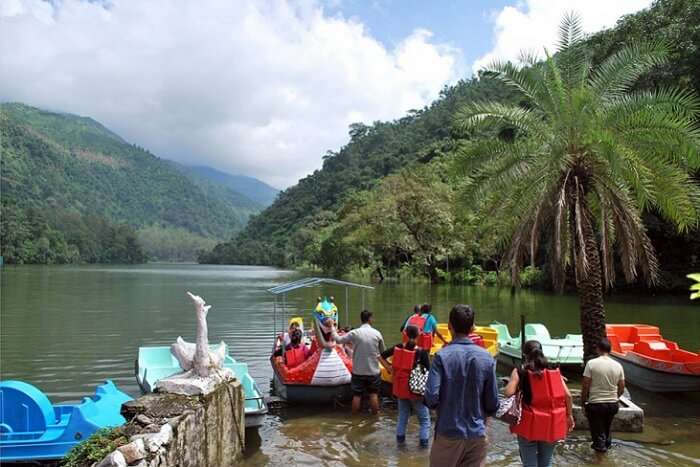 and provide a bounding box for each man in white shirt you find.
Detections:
[581,338,625,458]
[332,310,385,414]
